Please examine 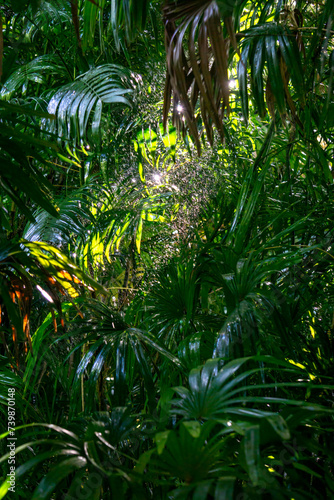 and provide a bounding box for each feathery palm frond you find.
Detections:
[238,21,305,124]
[0,238,105,367]
[0,55,68,100]
[23,186,97,246]
[80,0,152,52]
[45,64,141,142]
[0,101,59,223]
